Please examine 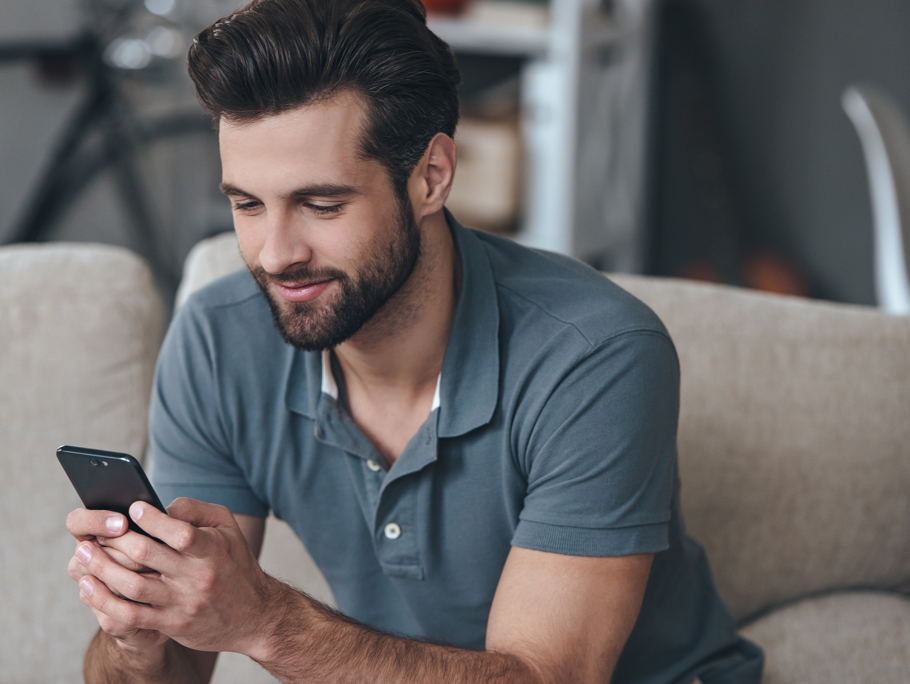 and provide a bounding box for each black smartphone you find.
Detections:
[57,445,167,539]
